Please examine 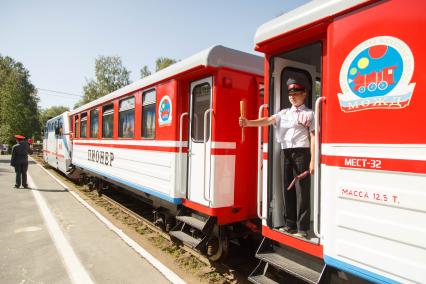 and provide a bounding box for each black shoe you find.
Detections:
[278,226,296,234]
[13,185,20,188]
[293,230,308,238]
[23,185,29,189]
